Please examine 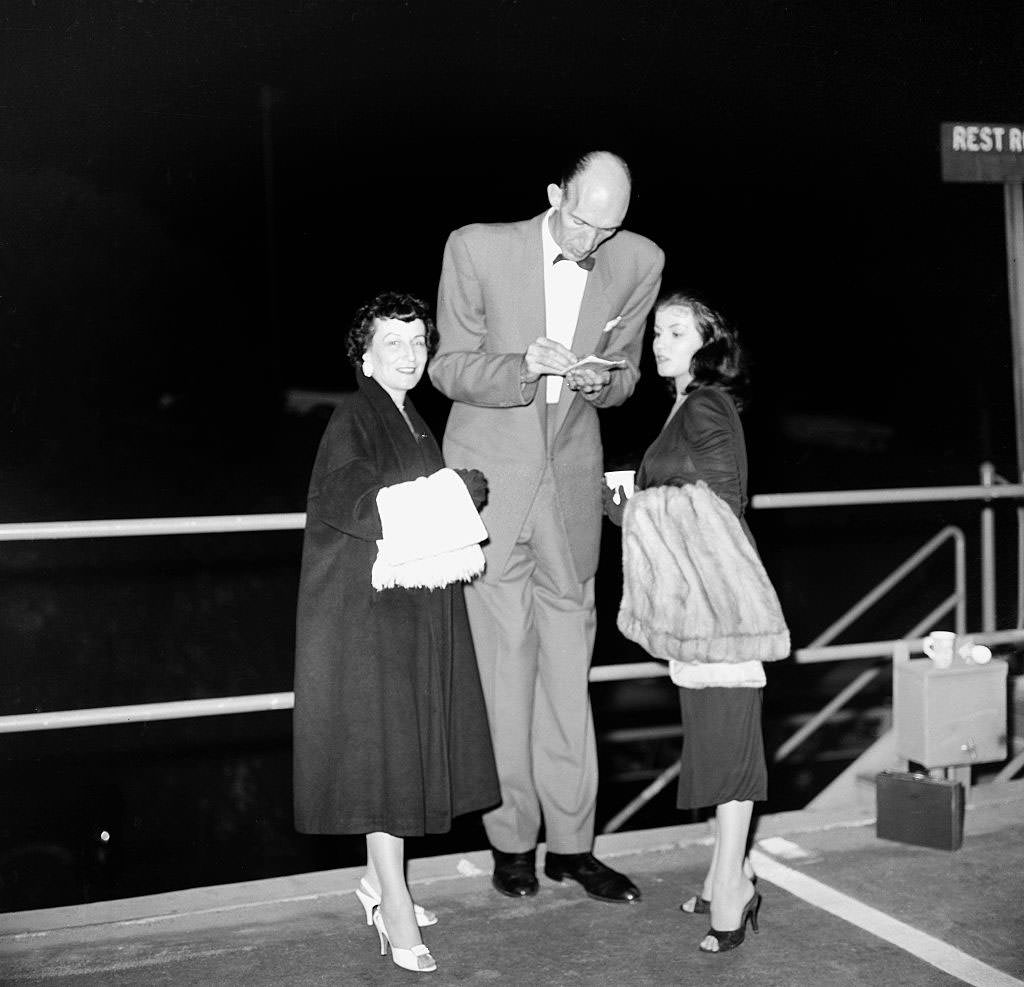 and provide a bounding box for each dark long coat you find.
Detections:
[293,374,499,836]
